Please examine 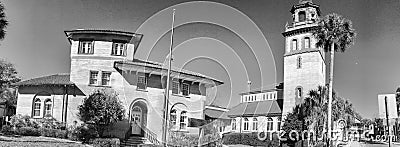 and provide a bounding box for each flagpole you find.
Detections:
[162,8,175,146]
